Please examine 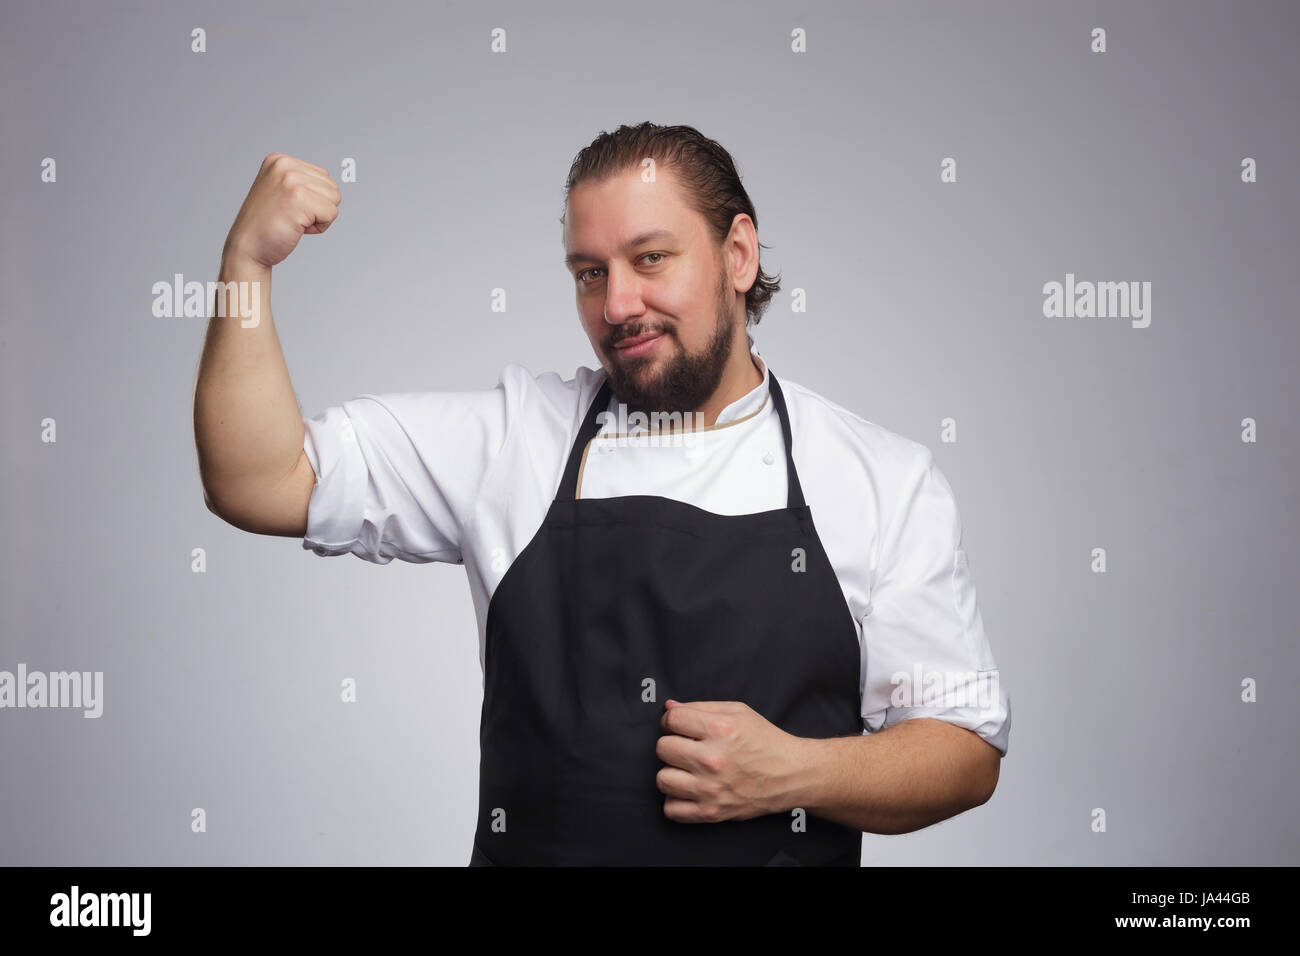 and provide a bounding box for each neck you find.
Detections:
[696,334,763,427]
